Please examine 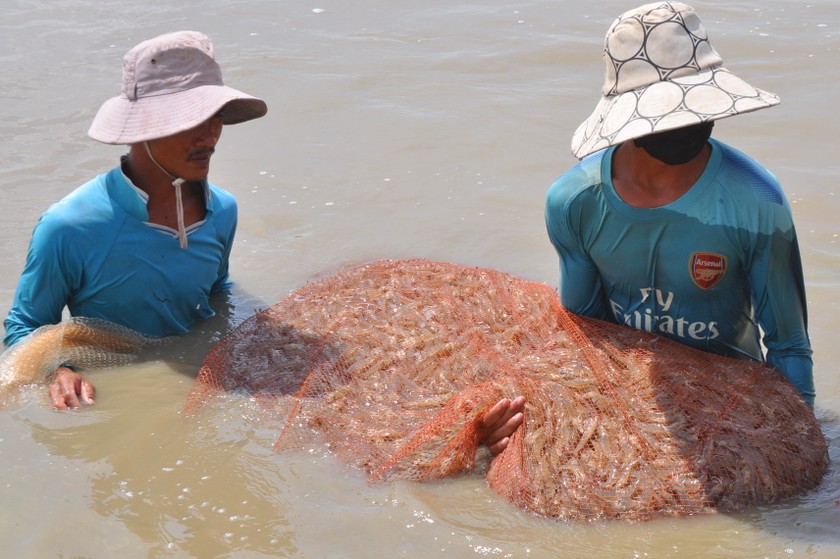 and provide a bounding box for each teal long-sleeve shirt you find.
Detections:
[4,163,237,347]
[545,139,814,405]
